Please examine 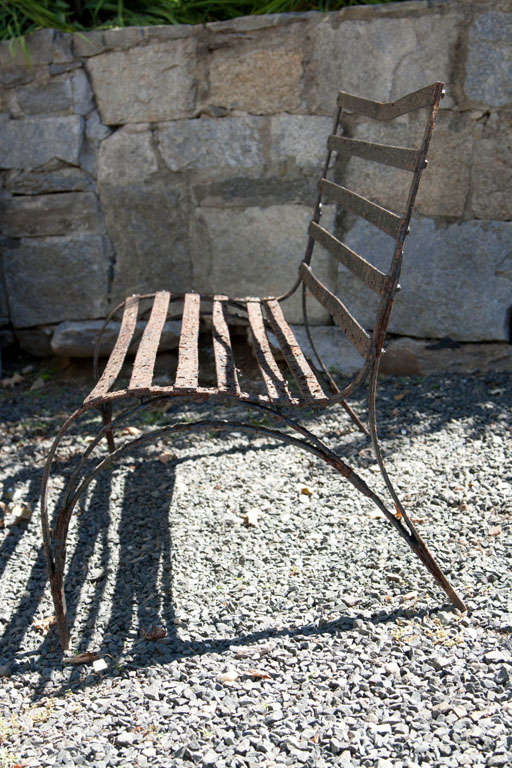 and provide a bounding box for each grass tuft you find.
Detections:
[1,0,410,42]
